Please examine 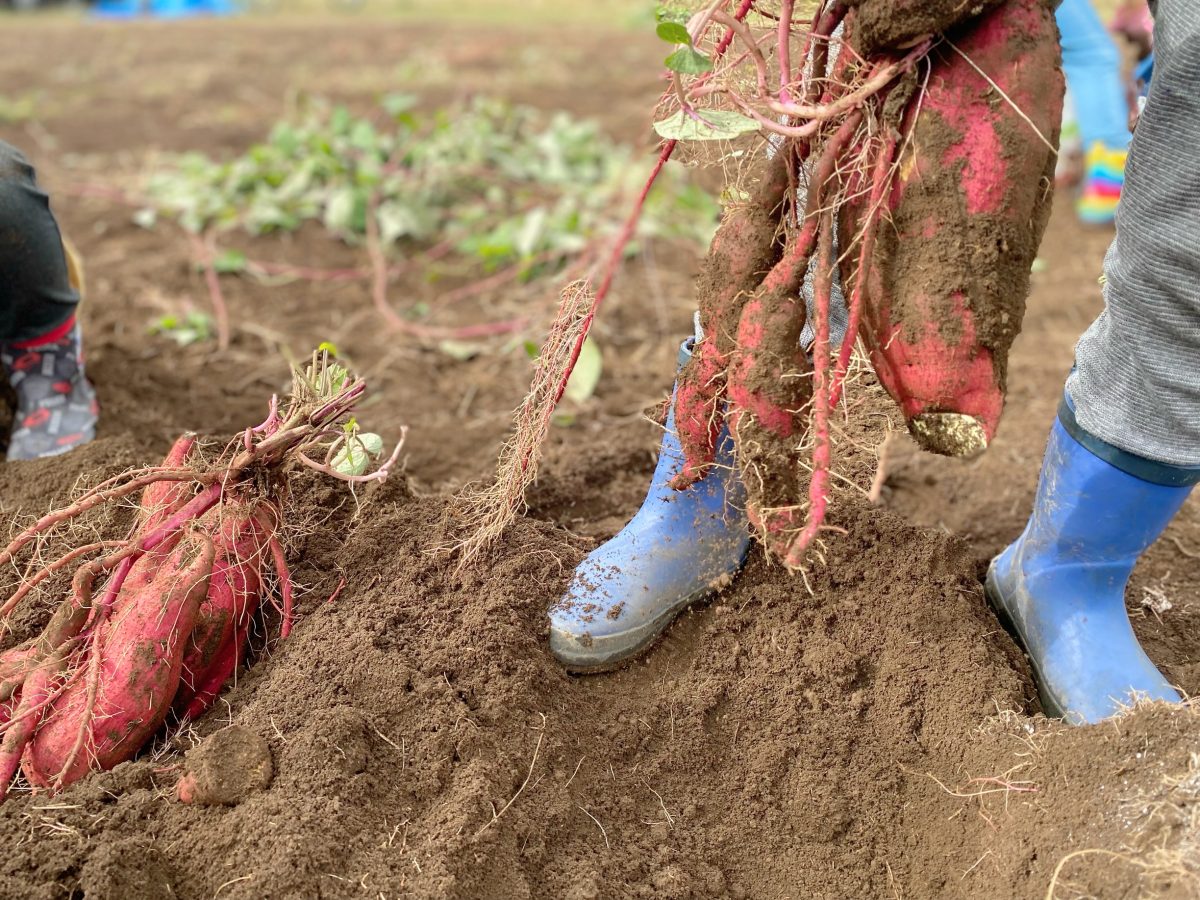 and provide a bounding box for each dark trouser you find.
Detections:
[0,141,80,345]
